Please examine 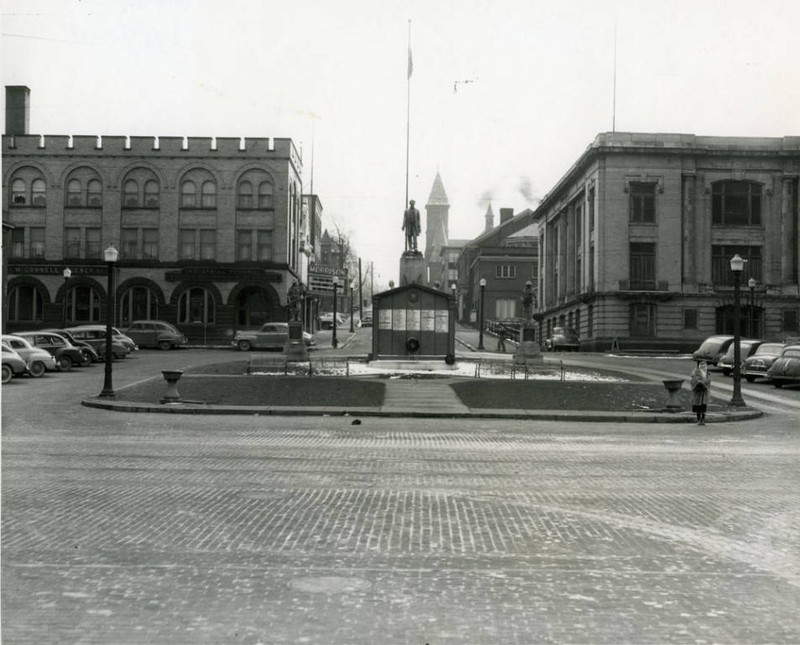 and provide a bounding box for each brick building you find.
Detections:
[2,86,309,342]
[533,132,800,351]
